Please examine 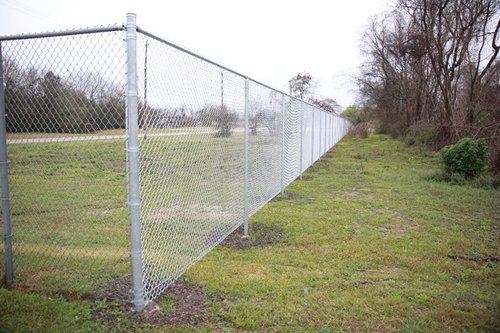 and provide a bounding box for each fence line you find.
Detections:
[0,13,350,312]
[0,41,14,287]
